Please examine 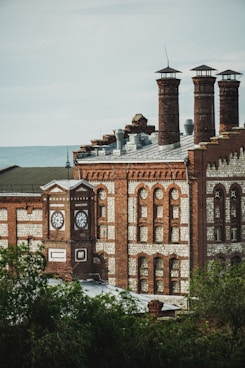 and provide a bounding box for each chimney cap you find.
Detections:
[155,66,181,78]
[217,69,242,80]
[191,64,216,77]
[191,64,216,72]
